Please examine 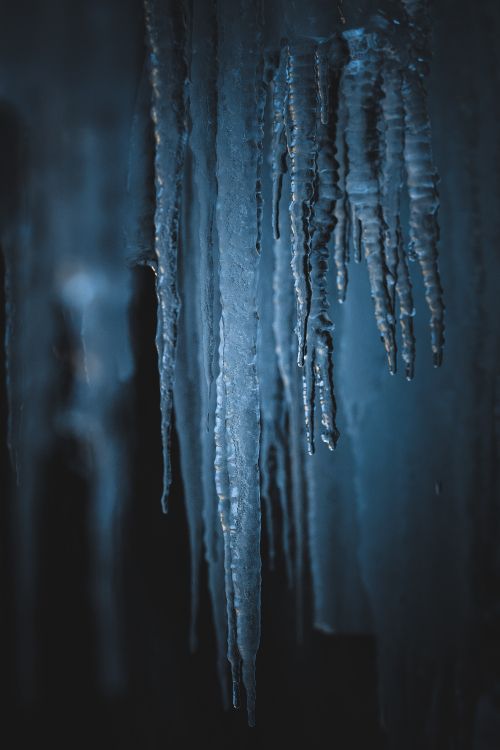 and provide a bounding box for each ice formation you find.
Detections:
[138,0,444,724]
[3,0,465,737]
